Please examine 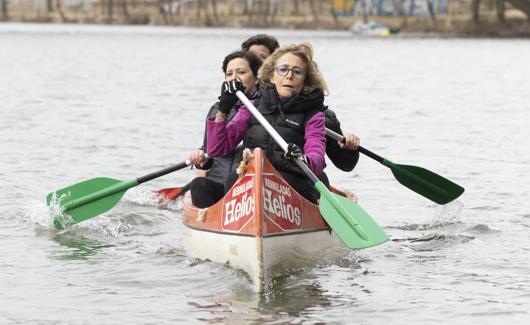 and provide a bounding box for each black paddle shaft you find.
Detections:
[292,145,384,182]
[324,128,385,165]
[358,146,385,165]
[137,161,189,184]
